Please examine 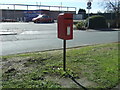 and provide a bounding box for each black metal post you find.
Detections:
[63,40,66,71]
